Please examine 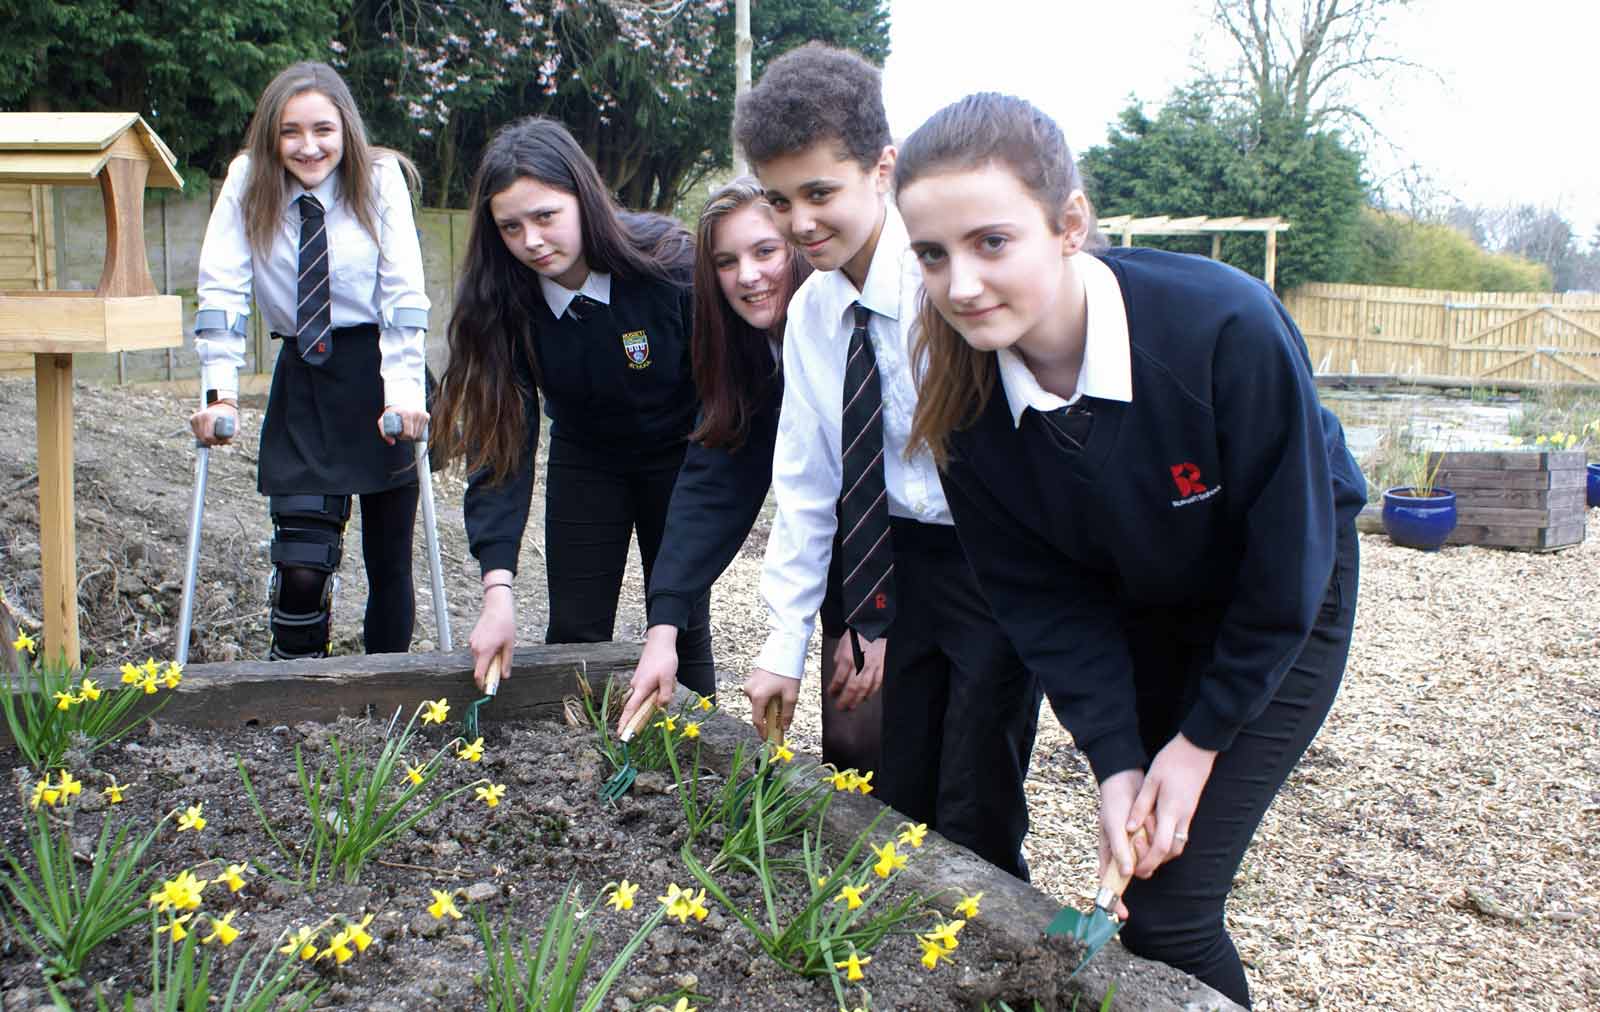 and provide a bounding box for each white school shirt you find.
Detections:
[194,154,431,410]
[755,204,949,680]
[995,252,1134,423]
